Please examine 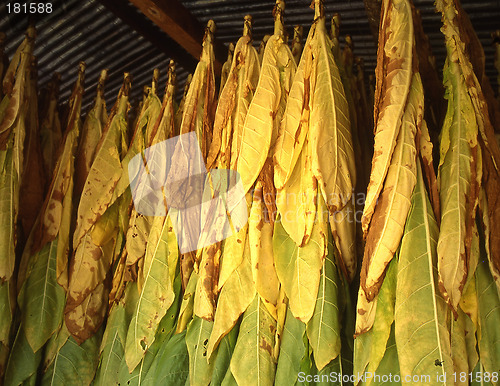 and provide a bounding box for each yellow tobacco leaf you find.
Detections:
[220,43,234,91]
[249,182,280,319]
[193,242,221,321]
[73,75,130,247]
[276,135,317,247]
[329,197,357,282]
[362,0,414,237]
[174,73,192,135]
[206,237,255,358]
[179,20,216,161]
[273,194,327,323]
[207,16,260,170]
[361,73,422,302]
[237,2,296,194]
[291,25,303,65]
[273,29,313,190]
[310,16,355,213]
[74,69,108,199]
